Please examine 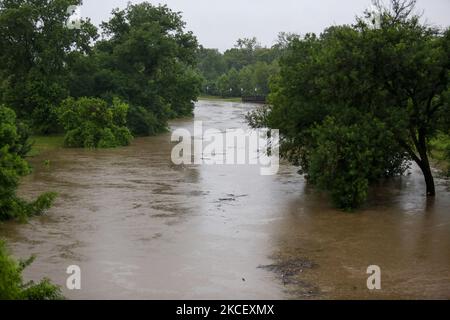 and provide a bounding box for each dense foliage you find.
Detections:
[309,117,408,209]
[0,105,56,221]
[249,0,450,209]
[0,1,201,140]
[0,0,97,134]
[69,3,202,136]
[56,97,133,148]
[0,240,63,300]
[197,36,292,97]
[0,106,61,299]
